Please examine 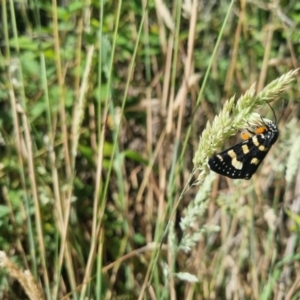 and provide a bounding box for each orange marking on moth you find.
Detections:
[241,132,251,140]
[255,126,267,134]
